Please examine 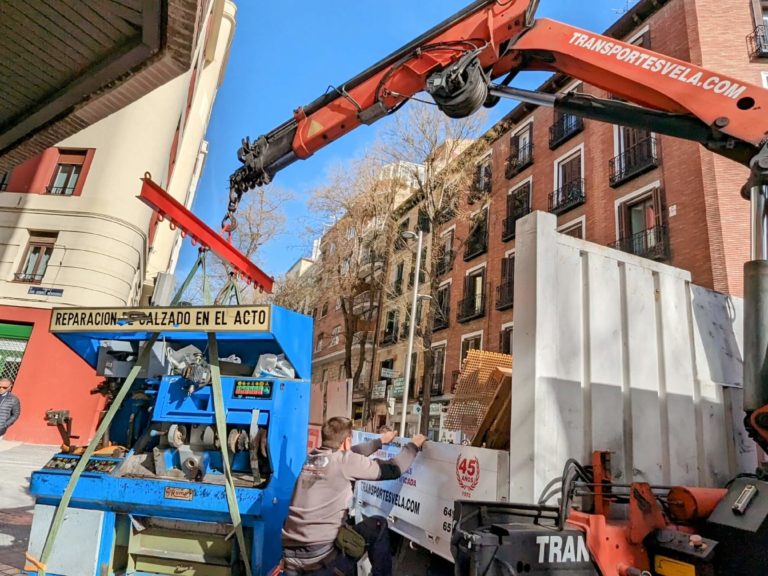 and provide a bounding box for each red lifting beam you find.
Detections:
[138,176,274,293]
